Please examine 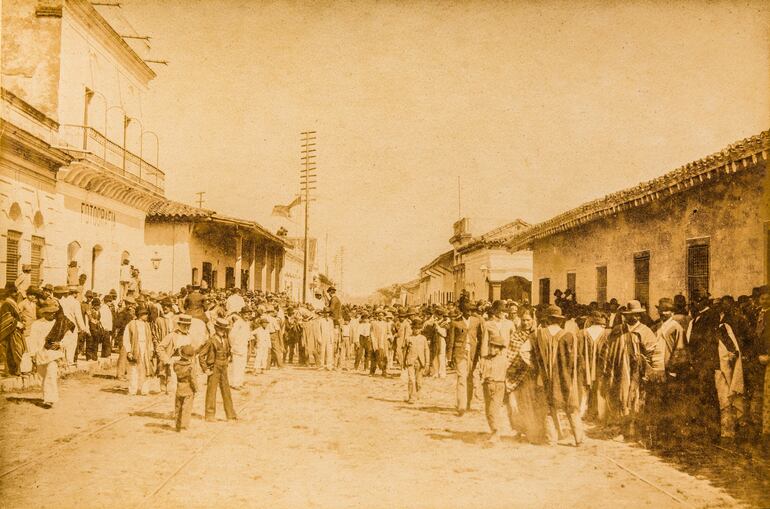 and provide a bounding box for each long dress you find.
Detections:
[506,327,546,443]
[1,297,26,375]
